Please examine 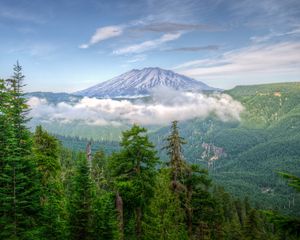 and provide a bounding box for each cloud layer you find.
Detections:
[79,25,123,49]
[27,90,244,126]
[113,33,181,55]
[175,41,300,79]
